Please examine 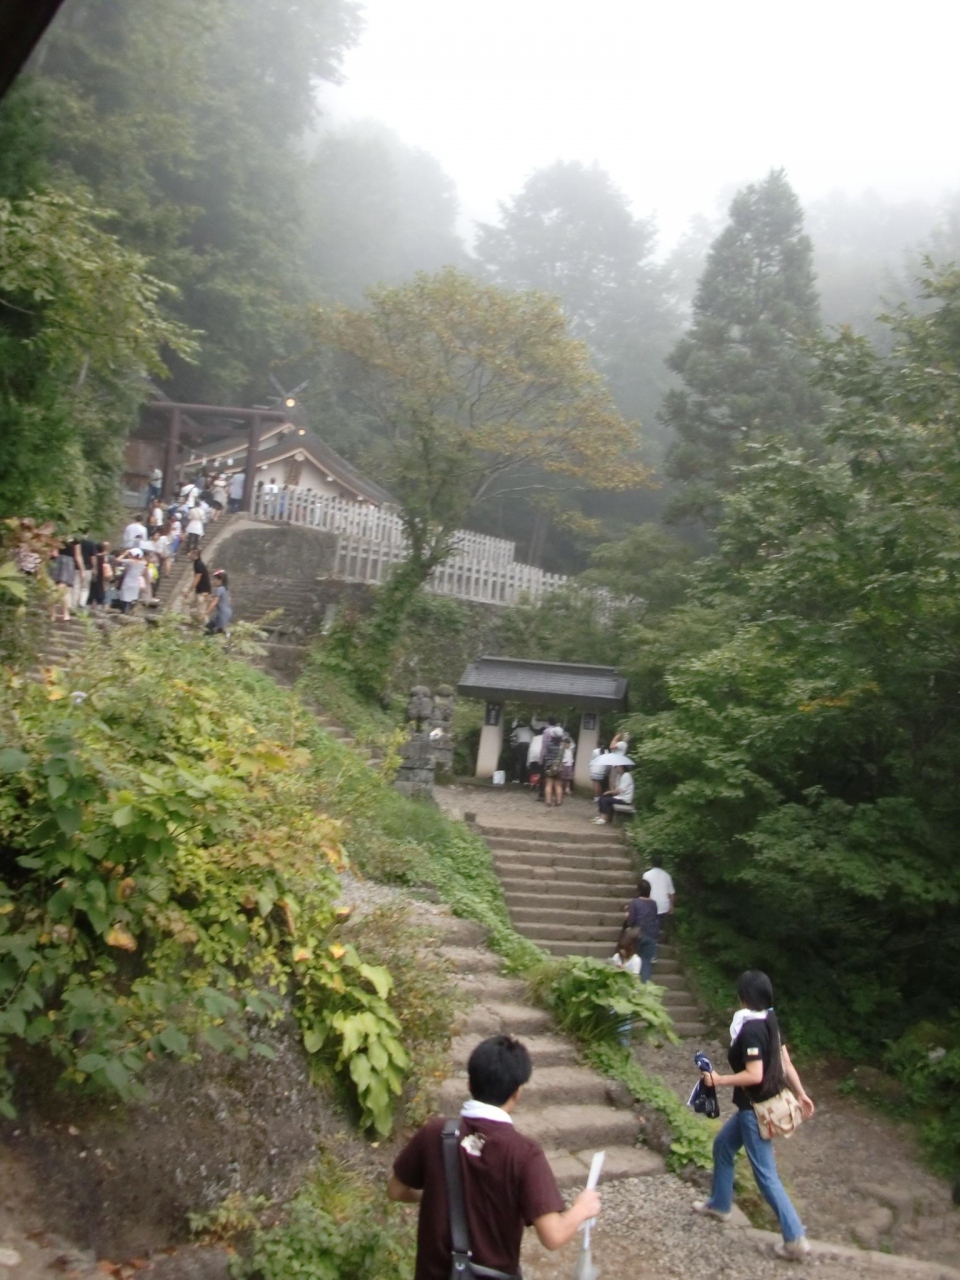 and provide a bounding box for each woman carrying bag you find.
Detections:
[693,970,815,1261]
